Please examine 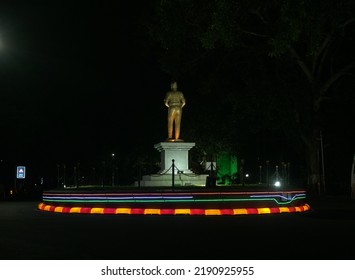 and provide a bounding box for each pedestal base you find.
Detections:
[134,141,208,187]
[154,141,195,174]
[134,173,208,187]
